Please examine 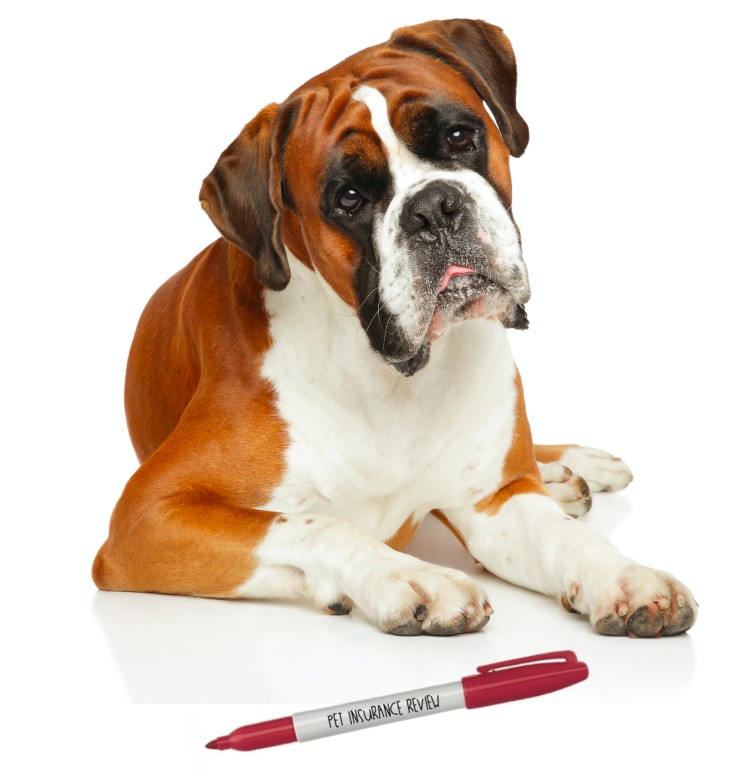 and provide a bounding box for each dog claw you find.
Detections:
[595,612,628,636]
[324,600,353,616]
